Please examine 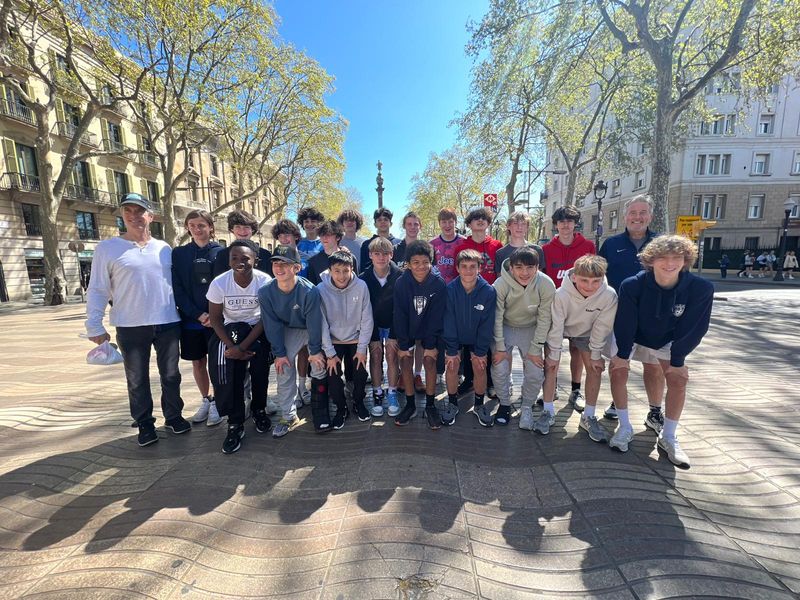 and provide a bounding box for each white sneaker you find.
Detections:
[301,388,311,405]
[609,425,634,452]
[657,434,690,467]
[266,399,280,415]
[568,390,586,412]
[518,406,534,430]
[191,397,211,423]
[206,400,223,427]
